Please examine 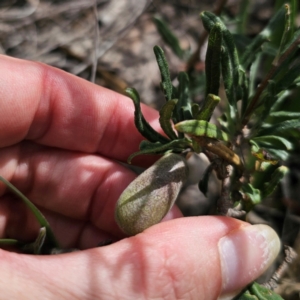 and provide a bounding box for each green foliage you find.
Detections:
[177,72,193,123]
[175,119,229,142]
[201,11,242,108]
[205,23,222,97]
[235,282,284,300]
[0,177,59,254]
[196,94,220,121]
[125,87,170,144]
[127,4,300,210]
[152,15,186,59]
[122,4,300,297]
[153,45,173,101]
[159,99,179,139]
